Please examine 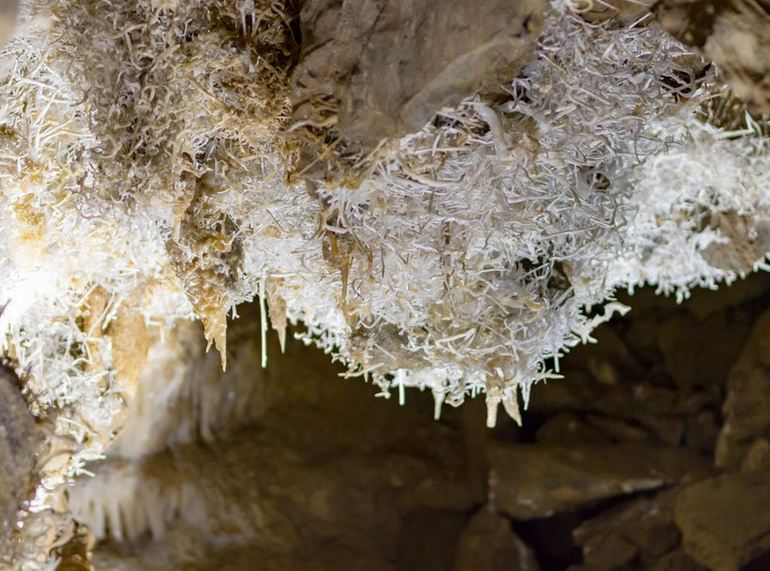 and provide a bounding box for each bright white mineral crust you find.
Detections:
[1,0,770,566]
